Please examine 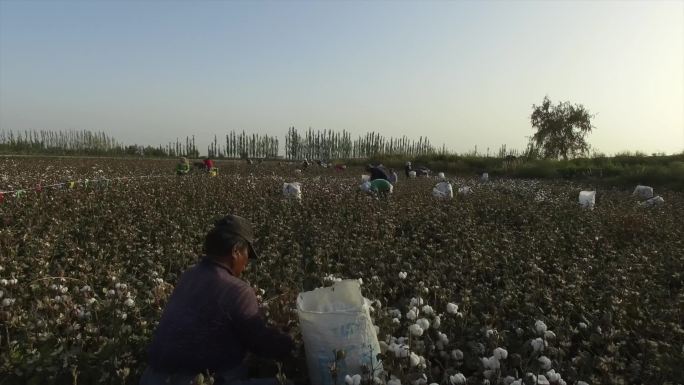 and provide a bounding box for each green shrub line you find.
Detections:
[345,153,684,191]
